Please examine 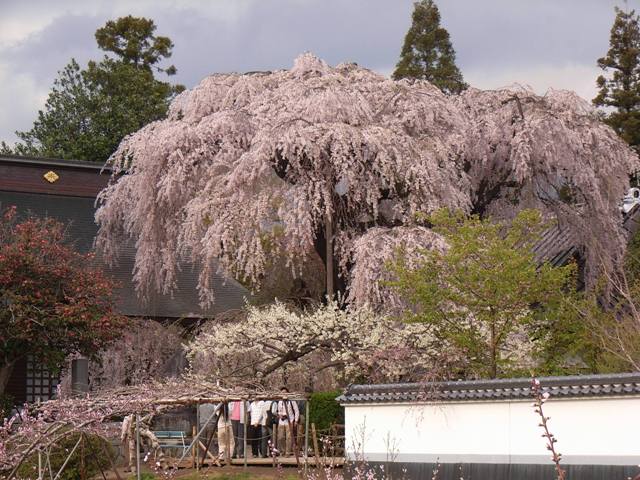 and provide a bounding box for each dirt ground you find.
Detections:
[103,464,310,479]
[174,465,304,479]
